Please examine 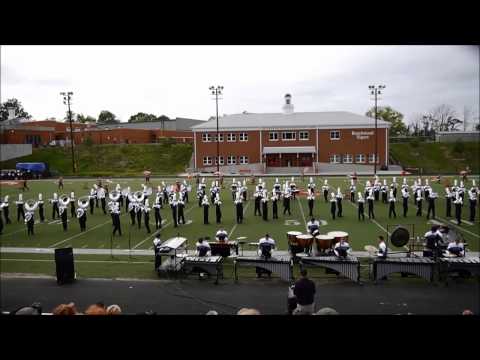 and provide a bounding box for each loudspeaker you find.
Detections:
[55,247,75,285]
